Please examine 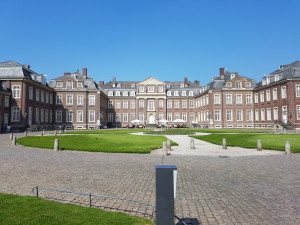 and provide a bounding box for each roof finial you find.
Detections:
[76,68,79,73]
